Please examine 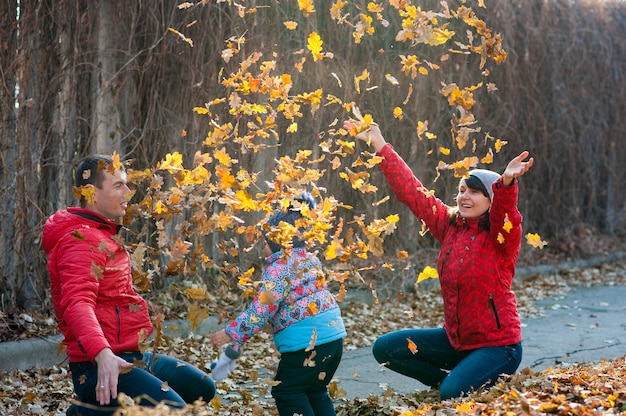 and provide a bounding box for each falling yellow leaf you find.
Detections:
[307,301,319,314]
[167,27,193,47]
[416,266,438,284]
[297,0,315,16]
[307,32,324,61]
[259,290,276,305]
[159,152,184,174]
[526,233,548,249]
[184,287,206,300]
[385,74,399,85]
[283,21,298,30]
[502,213,513,233]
